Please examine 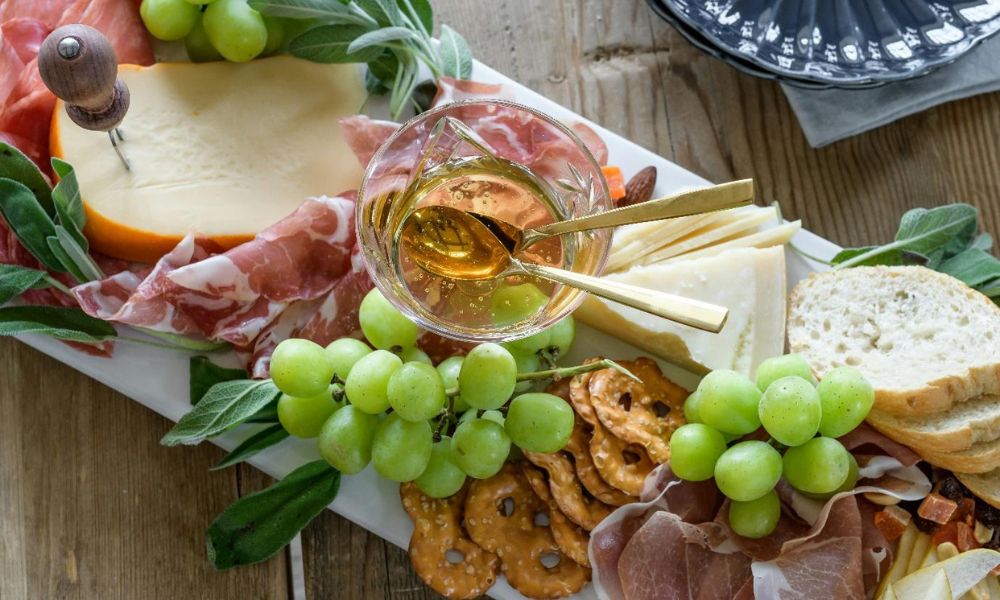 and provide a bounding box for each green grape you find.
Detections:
[546,316,575,360]
[503,344,541,393]
[185,0,217,3]
[506,328,551,355]
[261,16,284,56]
[668,423,727,481]
[504,393,574,453]
[458,343,517,409]
[400,346,433,365]
[184,15,223,62]
[728,490,780,539]
[203,0,268,63]
[270,338,335,398]
[714,441,782,501]
[803,454,859,500]
[755,354,815,391]
[277,385,341,438]
[387,362,446,422]
[358,288,419,350]
[490,283,549,325]
[816,367,874,438]
[372,414,433,482]
[325,337,372,381]
[697,370,762,435]
[344,350,402,414]
[782,436,851,494]
[758,376,821,447]
[683,390,703,424]
[436,356,469,412]
[317,406,379,474]
[141,0,200,41]
[415,438,466,498]
[459,409,504,426]
[451,418,511,479]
